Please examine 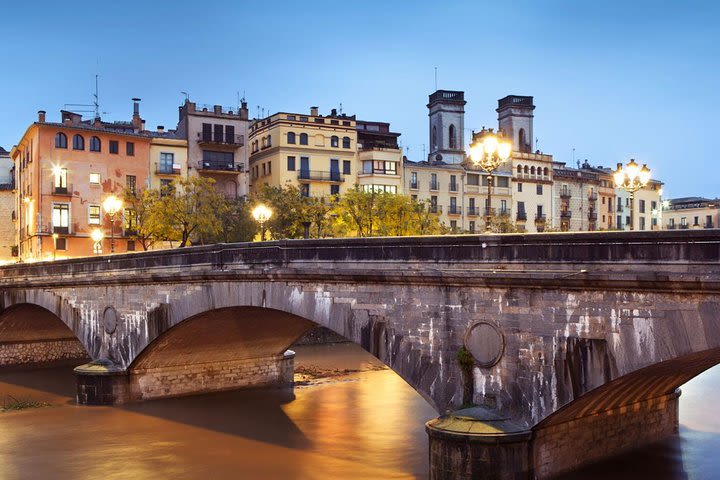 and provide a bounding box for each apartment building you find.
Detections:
[0,146,14,261]
[147,127,188,191]
[614,180,663,231]
[552,162,602,231]
[248,107,358,198]
[176,100,249,199]
[11,105,152,260]
[664,197,719,230]
[403,158,464,231]
[356,120,403,194]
